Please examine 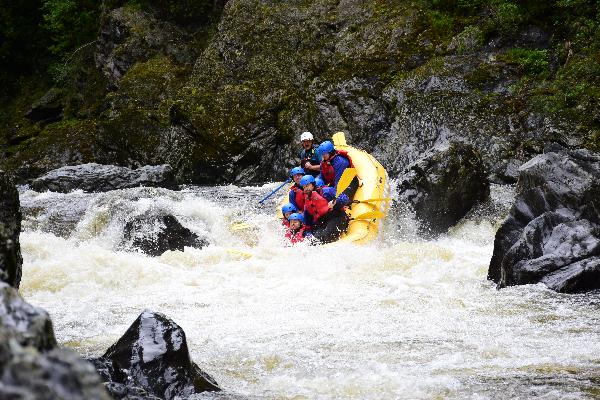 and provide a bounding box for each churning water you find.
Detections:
[18,183,600,399]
